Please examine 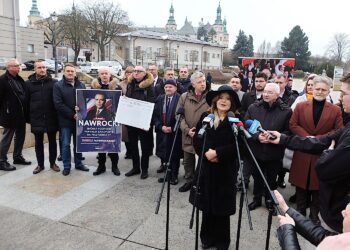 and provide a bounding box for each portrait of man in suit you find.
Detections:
[85,92,114,121]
